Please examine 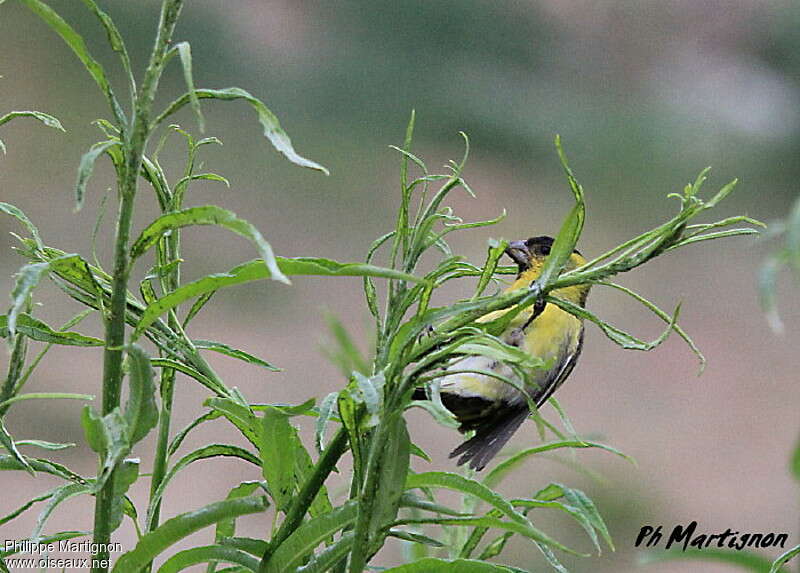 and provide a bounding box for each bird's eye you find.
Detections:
[538,245,551,256]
